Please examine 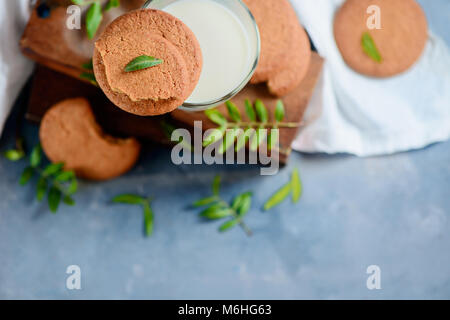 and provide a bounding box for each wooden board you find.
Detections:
[27,66,169,144]
[22,1,324,164]
[172,53,324,163]
[27,52,323,163]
